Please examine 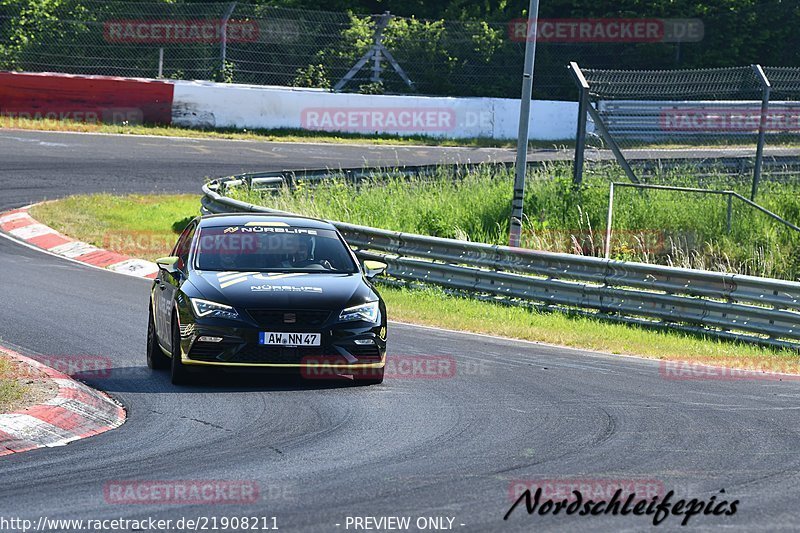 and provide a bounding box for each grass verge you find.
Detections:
[229,162,800,280]
[0,117,522,148]
[33,194,200,261]
[0,356,29,414]
[28,193,800,373]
